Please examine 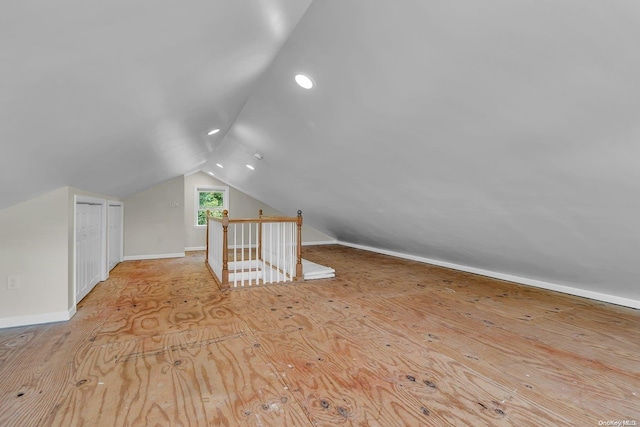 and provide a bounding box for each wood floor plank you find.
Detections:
[0,246,638,426]
[0,325,54,378]
[0,356,73,427]
[46,327,309,426]
[372,285,640,377]
[256,325,572,426]
[0,304,107,427]
[359,292,639,421]
[91,294,235,347]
